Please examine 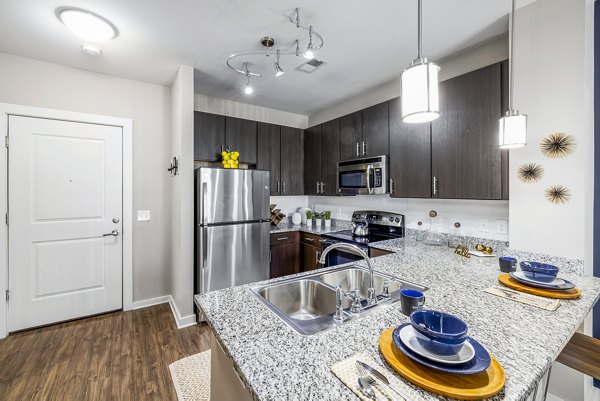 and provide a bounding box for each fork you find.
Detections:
[356,361,401,401]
